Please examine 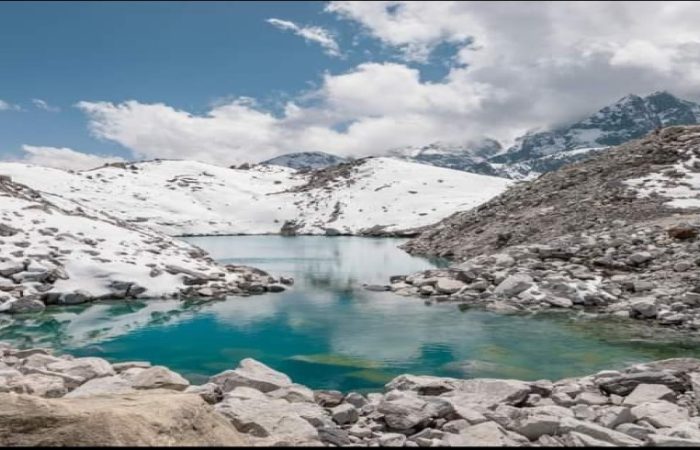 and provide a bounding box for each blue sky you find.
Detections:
[2,2,700,169]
